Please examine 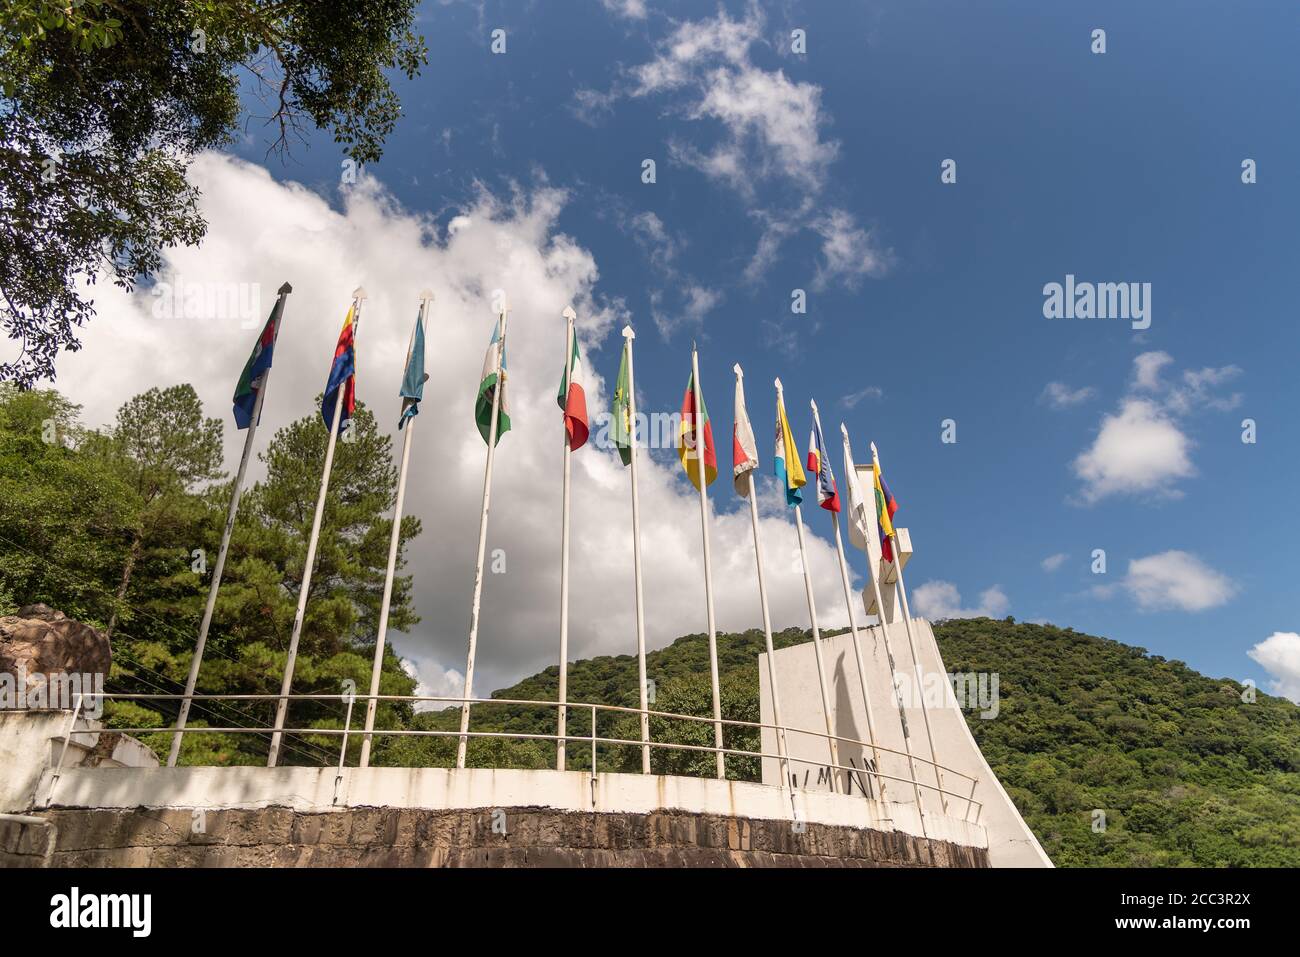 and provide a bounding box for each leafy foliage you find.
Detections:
[0,0,426,385]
